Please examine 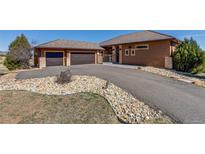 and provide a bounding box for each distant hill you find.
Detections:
[0,51,7,55]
